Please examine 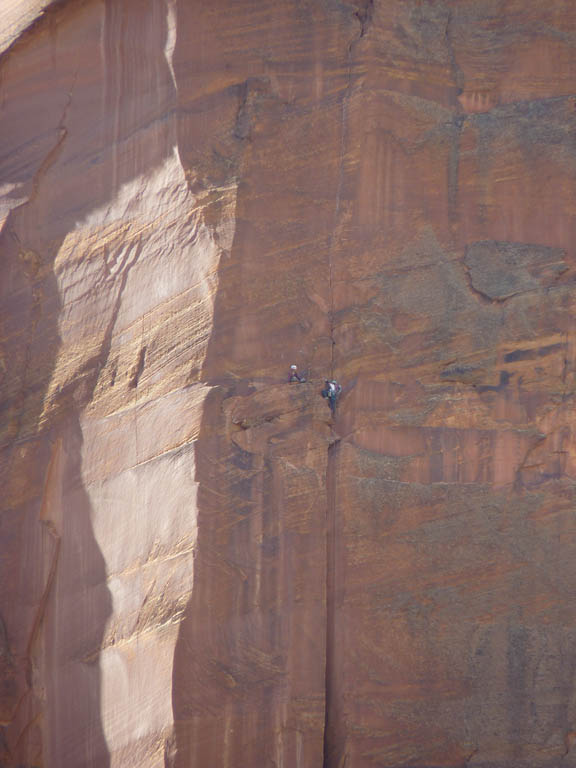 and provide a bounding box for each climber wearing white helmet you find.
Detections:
[289,364,306,383]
